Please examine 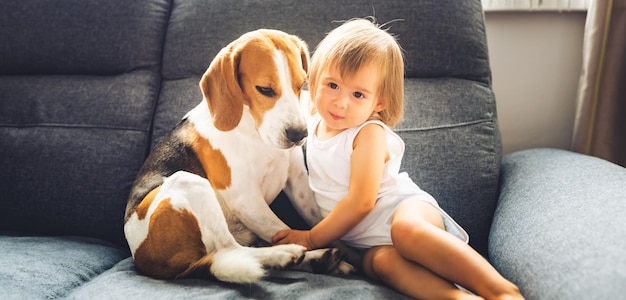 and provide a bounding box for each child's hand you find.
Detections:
[272,229,315,250]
